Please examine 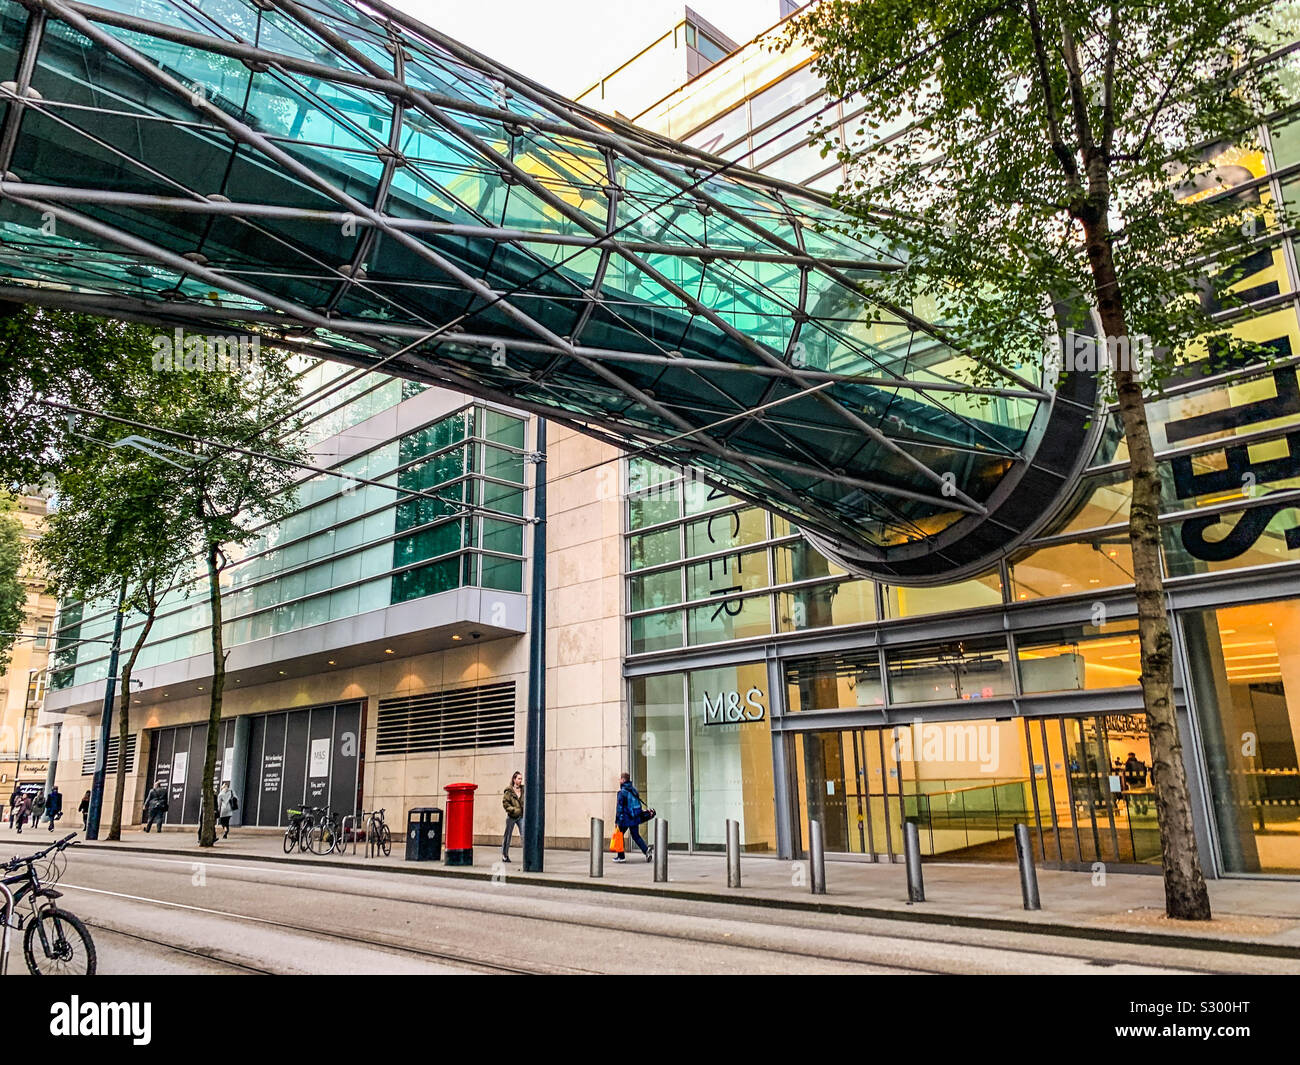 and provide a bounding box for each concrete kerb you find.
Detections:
[74,841,1300,962]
